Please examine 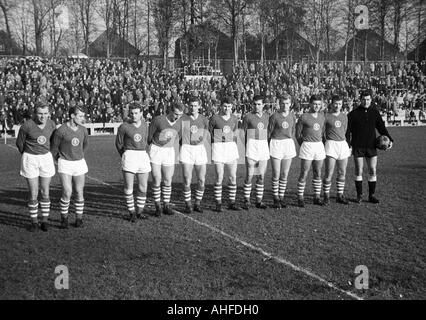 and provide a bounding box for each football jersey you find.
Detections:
[51,123,88,161]
[295,113,325,143]
[148,114,182,147]
[116,120,149,155]
[242,112,269,141]
[324,112,347,141]
[209,114,239,143]
[16,119,56,155]
[268,111,296,140]
[180,113,209,145]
